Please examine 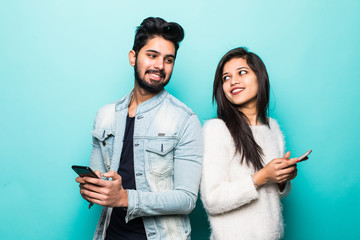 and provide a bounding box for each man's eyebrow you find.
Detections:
[146,49,160,54]
[146,49,175,59]
[165,54,176,59]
